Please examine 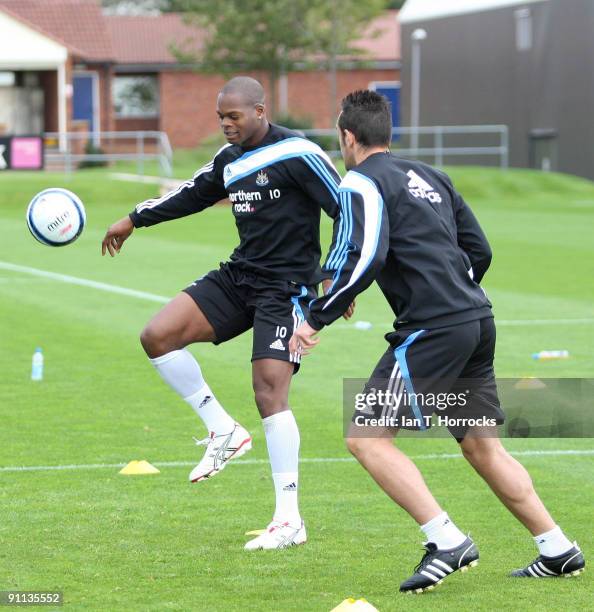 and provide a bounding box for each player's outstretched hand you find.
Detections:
[322,278,356,319]
[289,321,320,356]
[101,216,134,257]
